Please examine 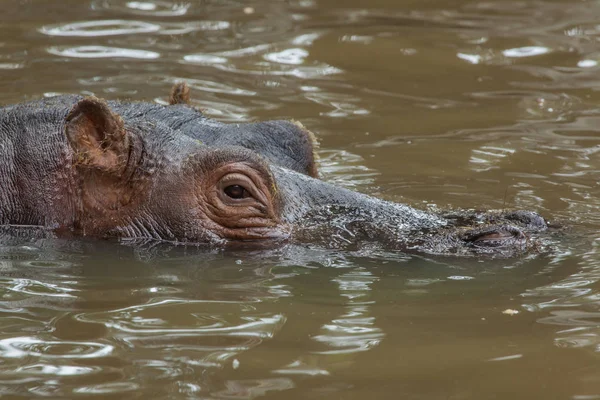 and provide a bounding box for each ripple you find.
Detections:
[274,360,330,376]
[16,363,99,376]
[158,21,230,35]
[554,330,600,349]
[340,34,374,45]
[318,149,379,189]
[311,268,383,355]
[457,52,484,64]
[0,63,23,70]
[126,1,189,16]
[5,278,77,298]
[186,99,251,122]
[304,91,370,117]
[48,46,160,59]
[487,354,523,362]
[182,54,228,65]
[361,88,472,110]
[0,337,113,359]
[40,20,161,37]
[517,93,581,119]
[264,48,309,65]
[91,1,190,16]
[16,260,74,269]
[74,382,139,394]
[214,378,295,399]
[578,59,598,68]
[457,45,551,65]
[502,46,551,58]
[469,145,516,172]
[406,278,443,287]
[180,78,256,96]
[212,63,343,79]
[447,275,475,281]
[77,299,286,337]
[214,44,272,58]
[70,299,287,370]
[182,43,342,79]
